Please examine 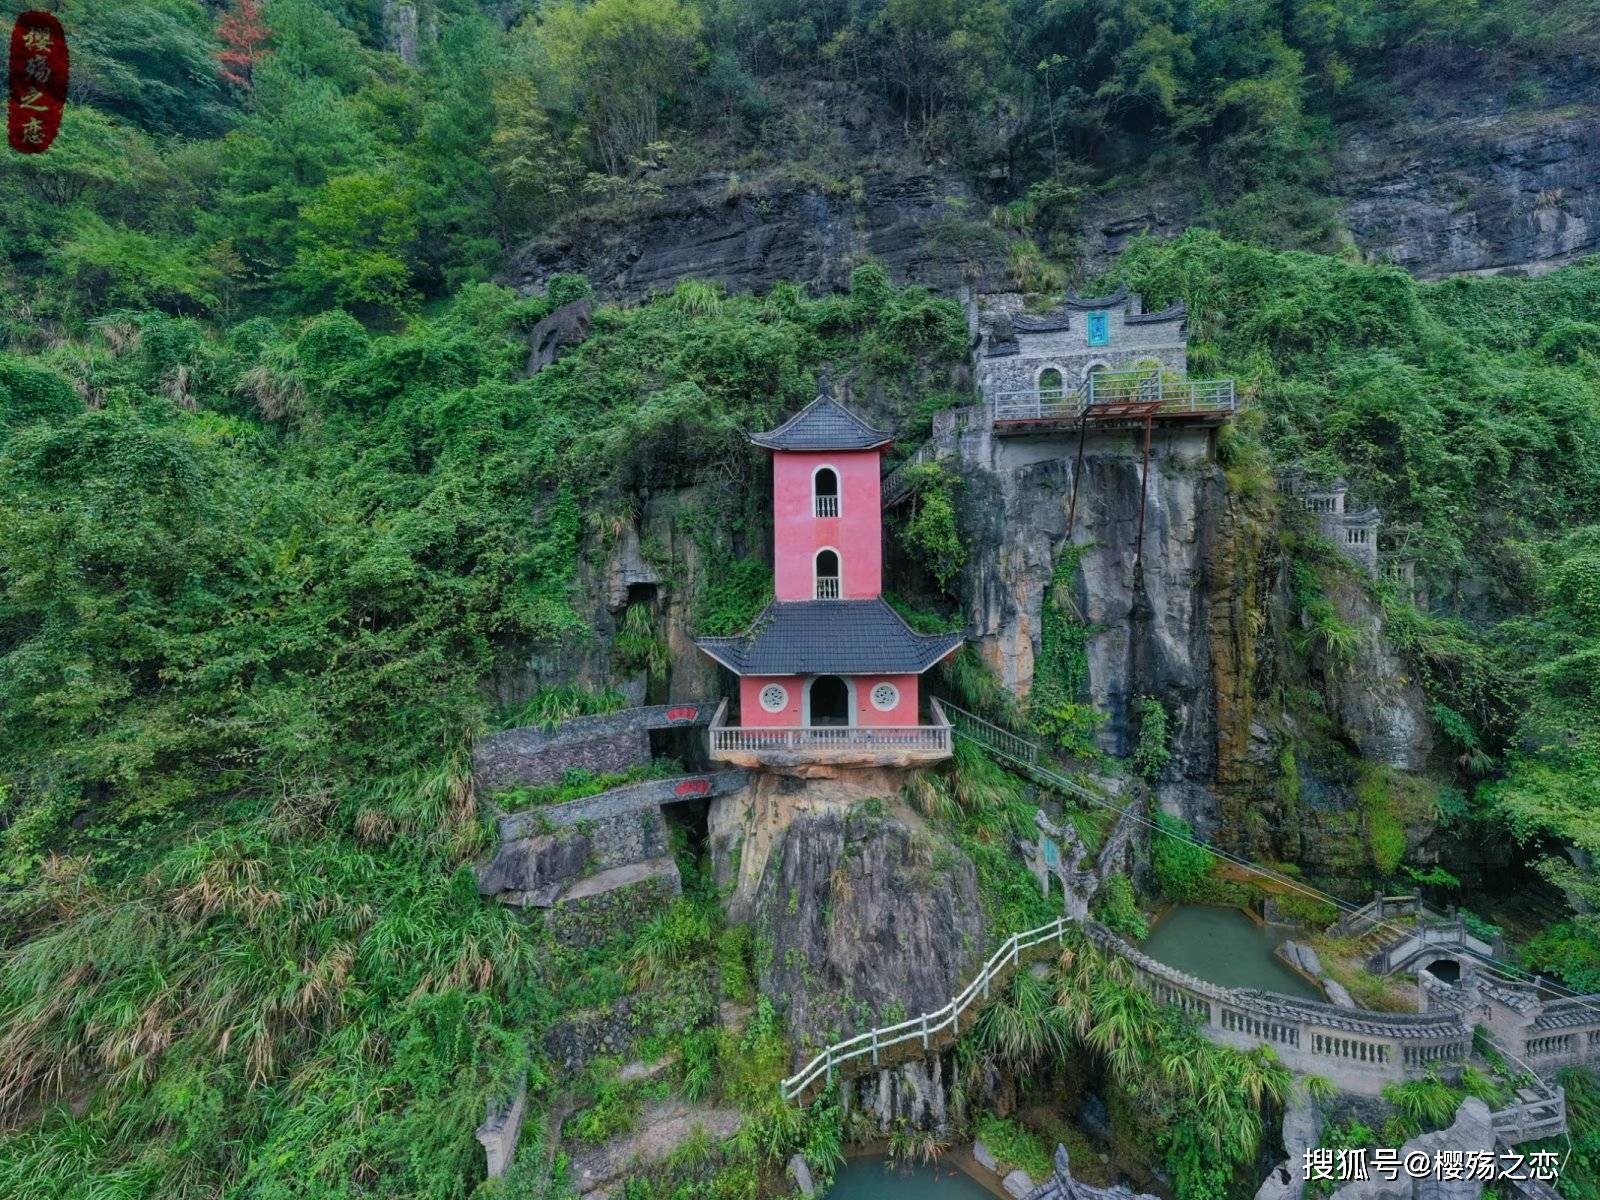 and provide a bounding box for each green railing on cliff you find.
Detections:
[941,700,1104,804]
